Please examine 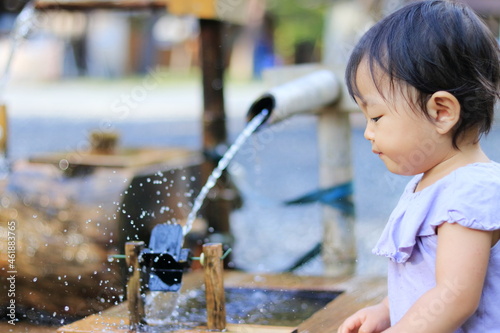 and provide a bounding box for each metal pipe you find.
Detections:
[246,70,341,125]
